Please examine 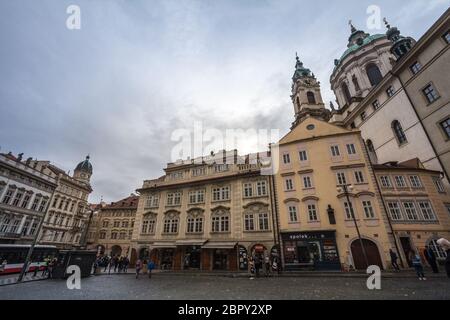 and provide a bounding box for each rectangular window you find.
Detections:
[146,195,159,208]
[2,188,15,205]
[330,145,340,157]
[189,190,205,204]
[285,178,294,191]
[187,218,195,233]
[307,204,318,221]
[12,191,24,207]
[303,176,312,189]
[386,86,395,97]
[299,150,308,162]
[212,186,230,201]
[283,153,291,164]
[173,192,181,205]
[0,218,11,233]
[102,220,109,228]
[346,143,356,155]
[433,178,445,193]
[360,111,366,122]
[167,193,174,205]
[39,199,47,212]
[288,206,298,222]
[30,222,38,235]
[10,220,20,233]
[403,202,419,220]
[258,213,269,230]
[409,175,422,188]
[212,216,229,232]
[336,172,347,186]
[362,200,375,219]
[394,176,406,188]
[418,201,436,221]
[20,194,30,209]
[354,171,365,184]
[423,83,440,104]
[256,181,267,196]
[243,183,253,198]
[344,202,355,220]
[380,176,392,188]
[372,100,380,110]
[444,30,450,44]
[244,214,255,231]
[410,61,422,74]
[194,218,203,233]
[440,118,450,139]
[387,202,402,220]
